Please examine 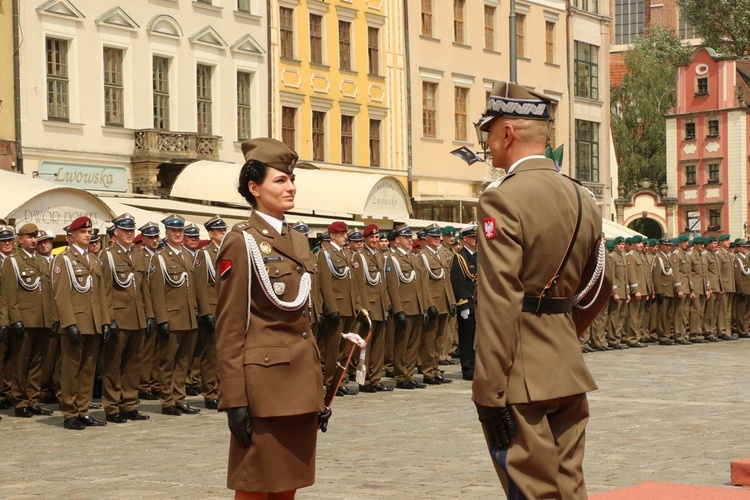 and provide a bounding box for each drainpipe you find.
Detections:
[12,0,23,173]
[403,0,412,196]
[267,0,273,137]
